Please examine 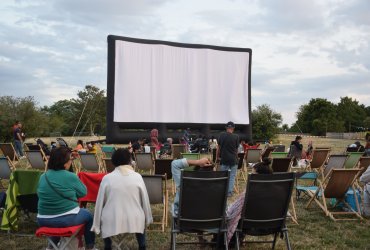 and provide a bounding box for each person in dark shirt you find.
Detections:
[217,121,239,197]
[289,135,303,166]
[13,121,25,158]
